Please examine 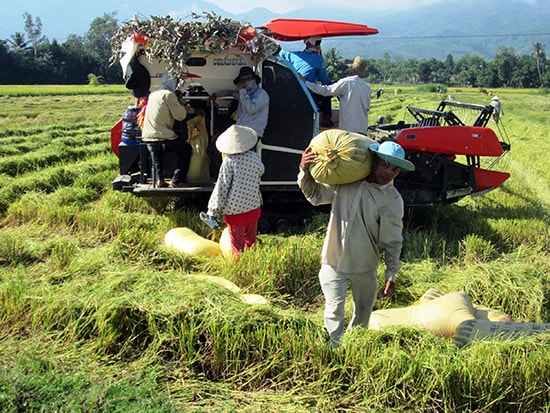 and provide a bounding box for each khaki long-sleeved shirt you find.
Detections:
[298,167,404,282]
[142,89,187,141]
